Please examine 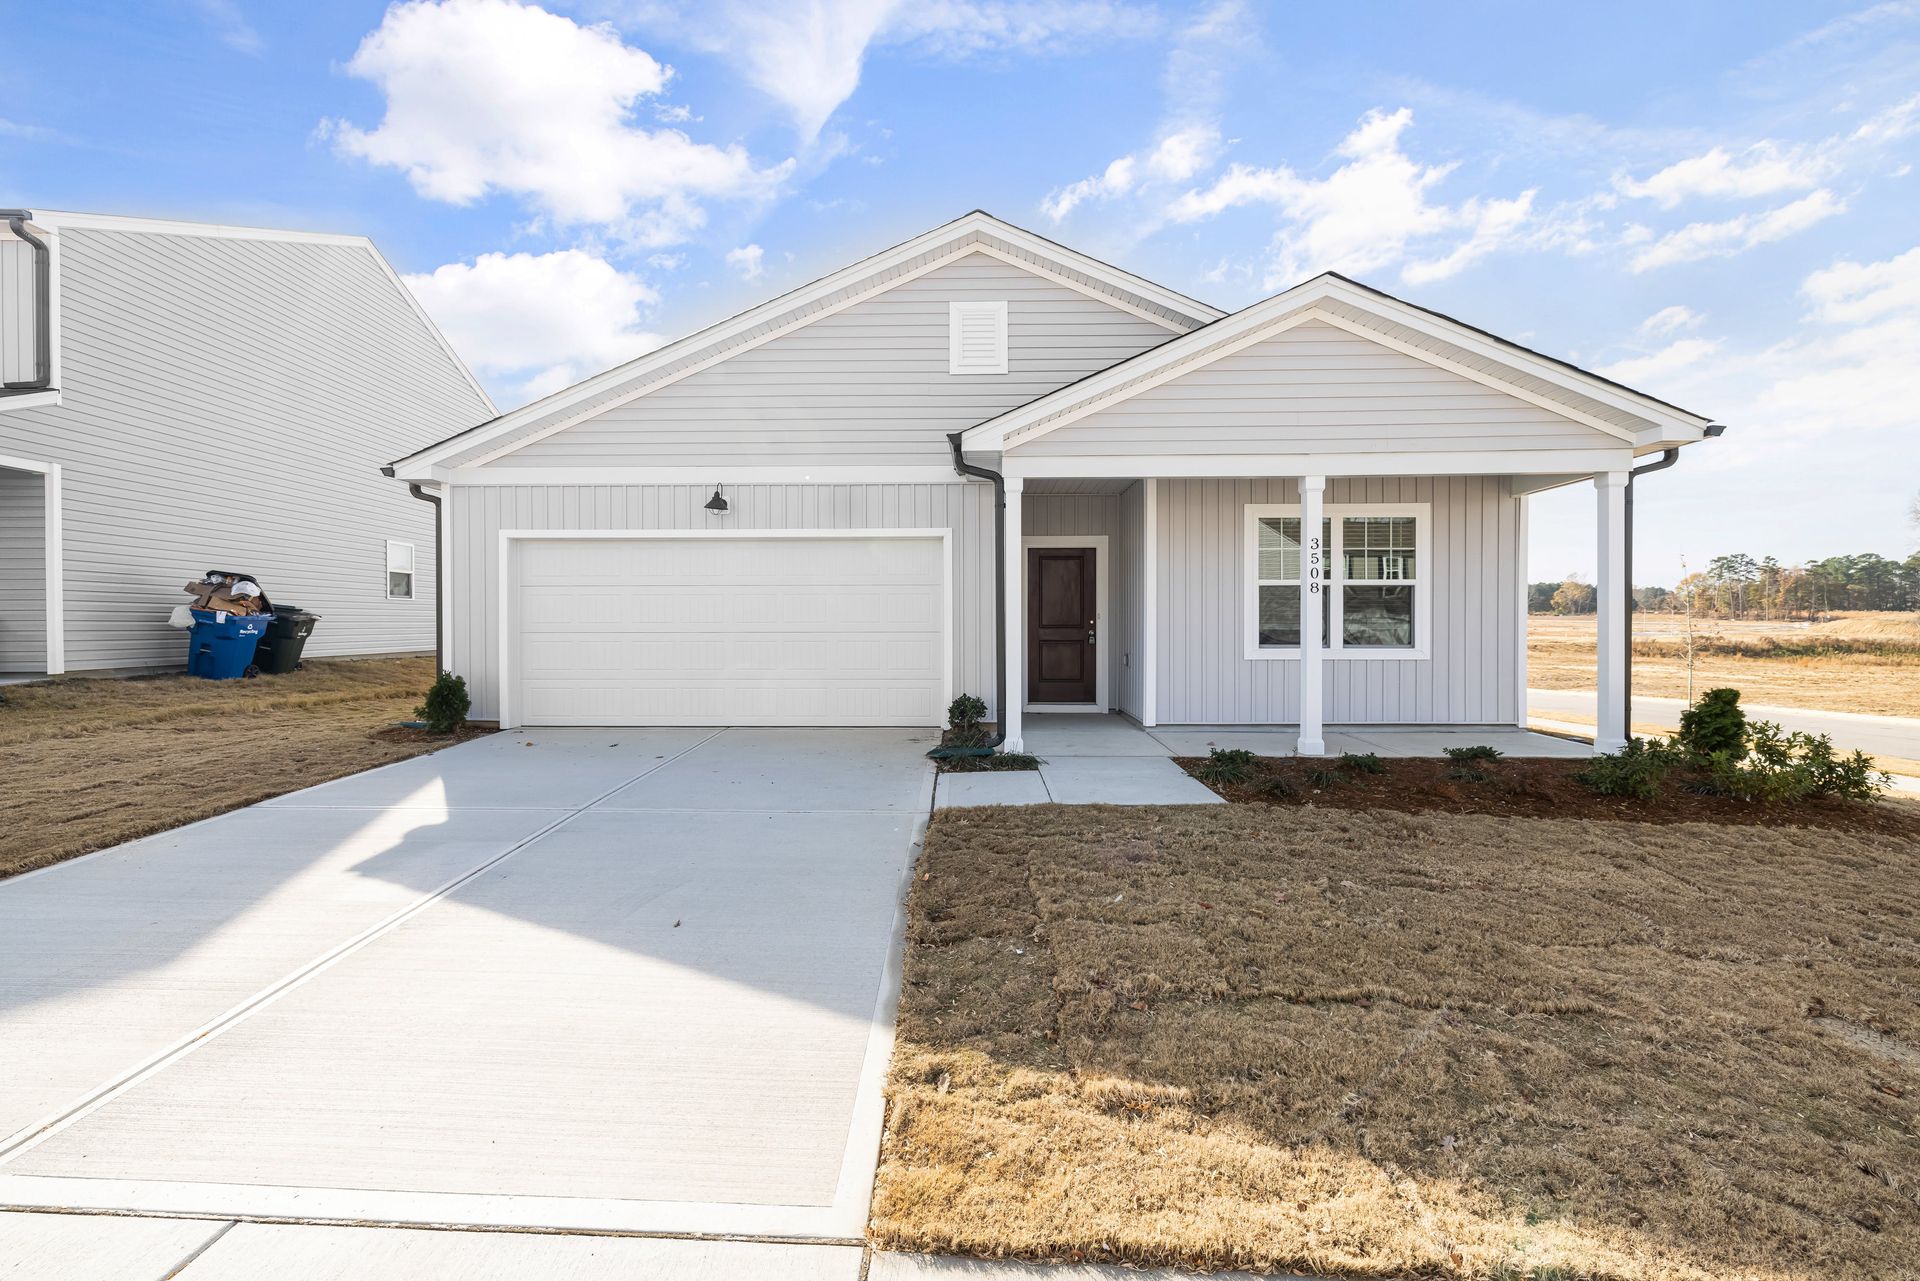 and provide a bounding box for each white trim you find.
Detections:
[1002,479,1024,752]
[966,242,1189,331]
[0,390,60,414]
[1594,472,1629,752]
[1242,501,1432,662]
[452,466,965,487]
[495,527,954,731]
[1296,477,1326,757]
[437,486,453,675]
[949,299,1009,375]
[1514,490,1529,725]
[1021,534,1110,712]
[1142,479,1157,727]
[43,464,63,675]
[1002,448,1636,480]
[0,452,51,474]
